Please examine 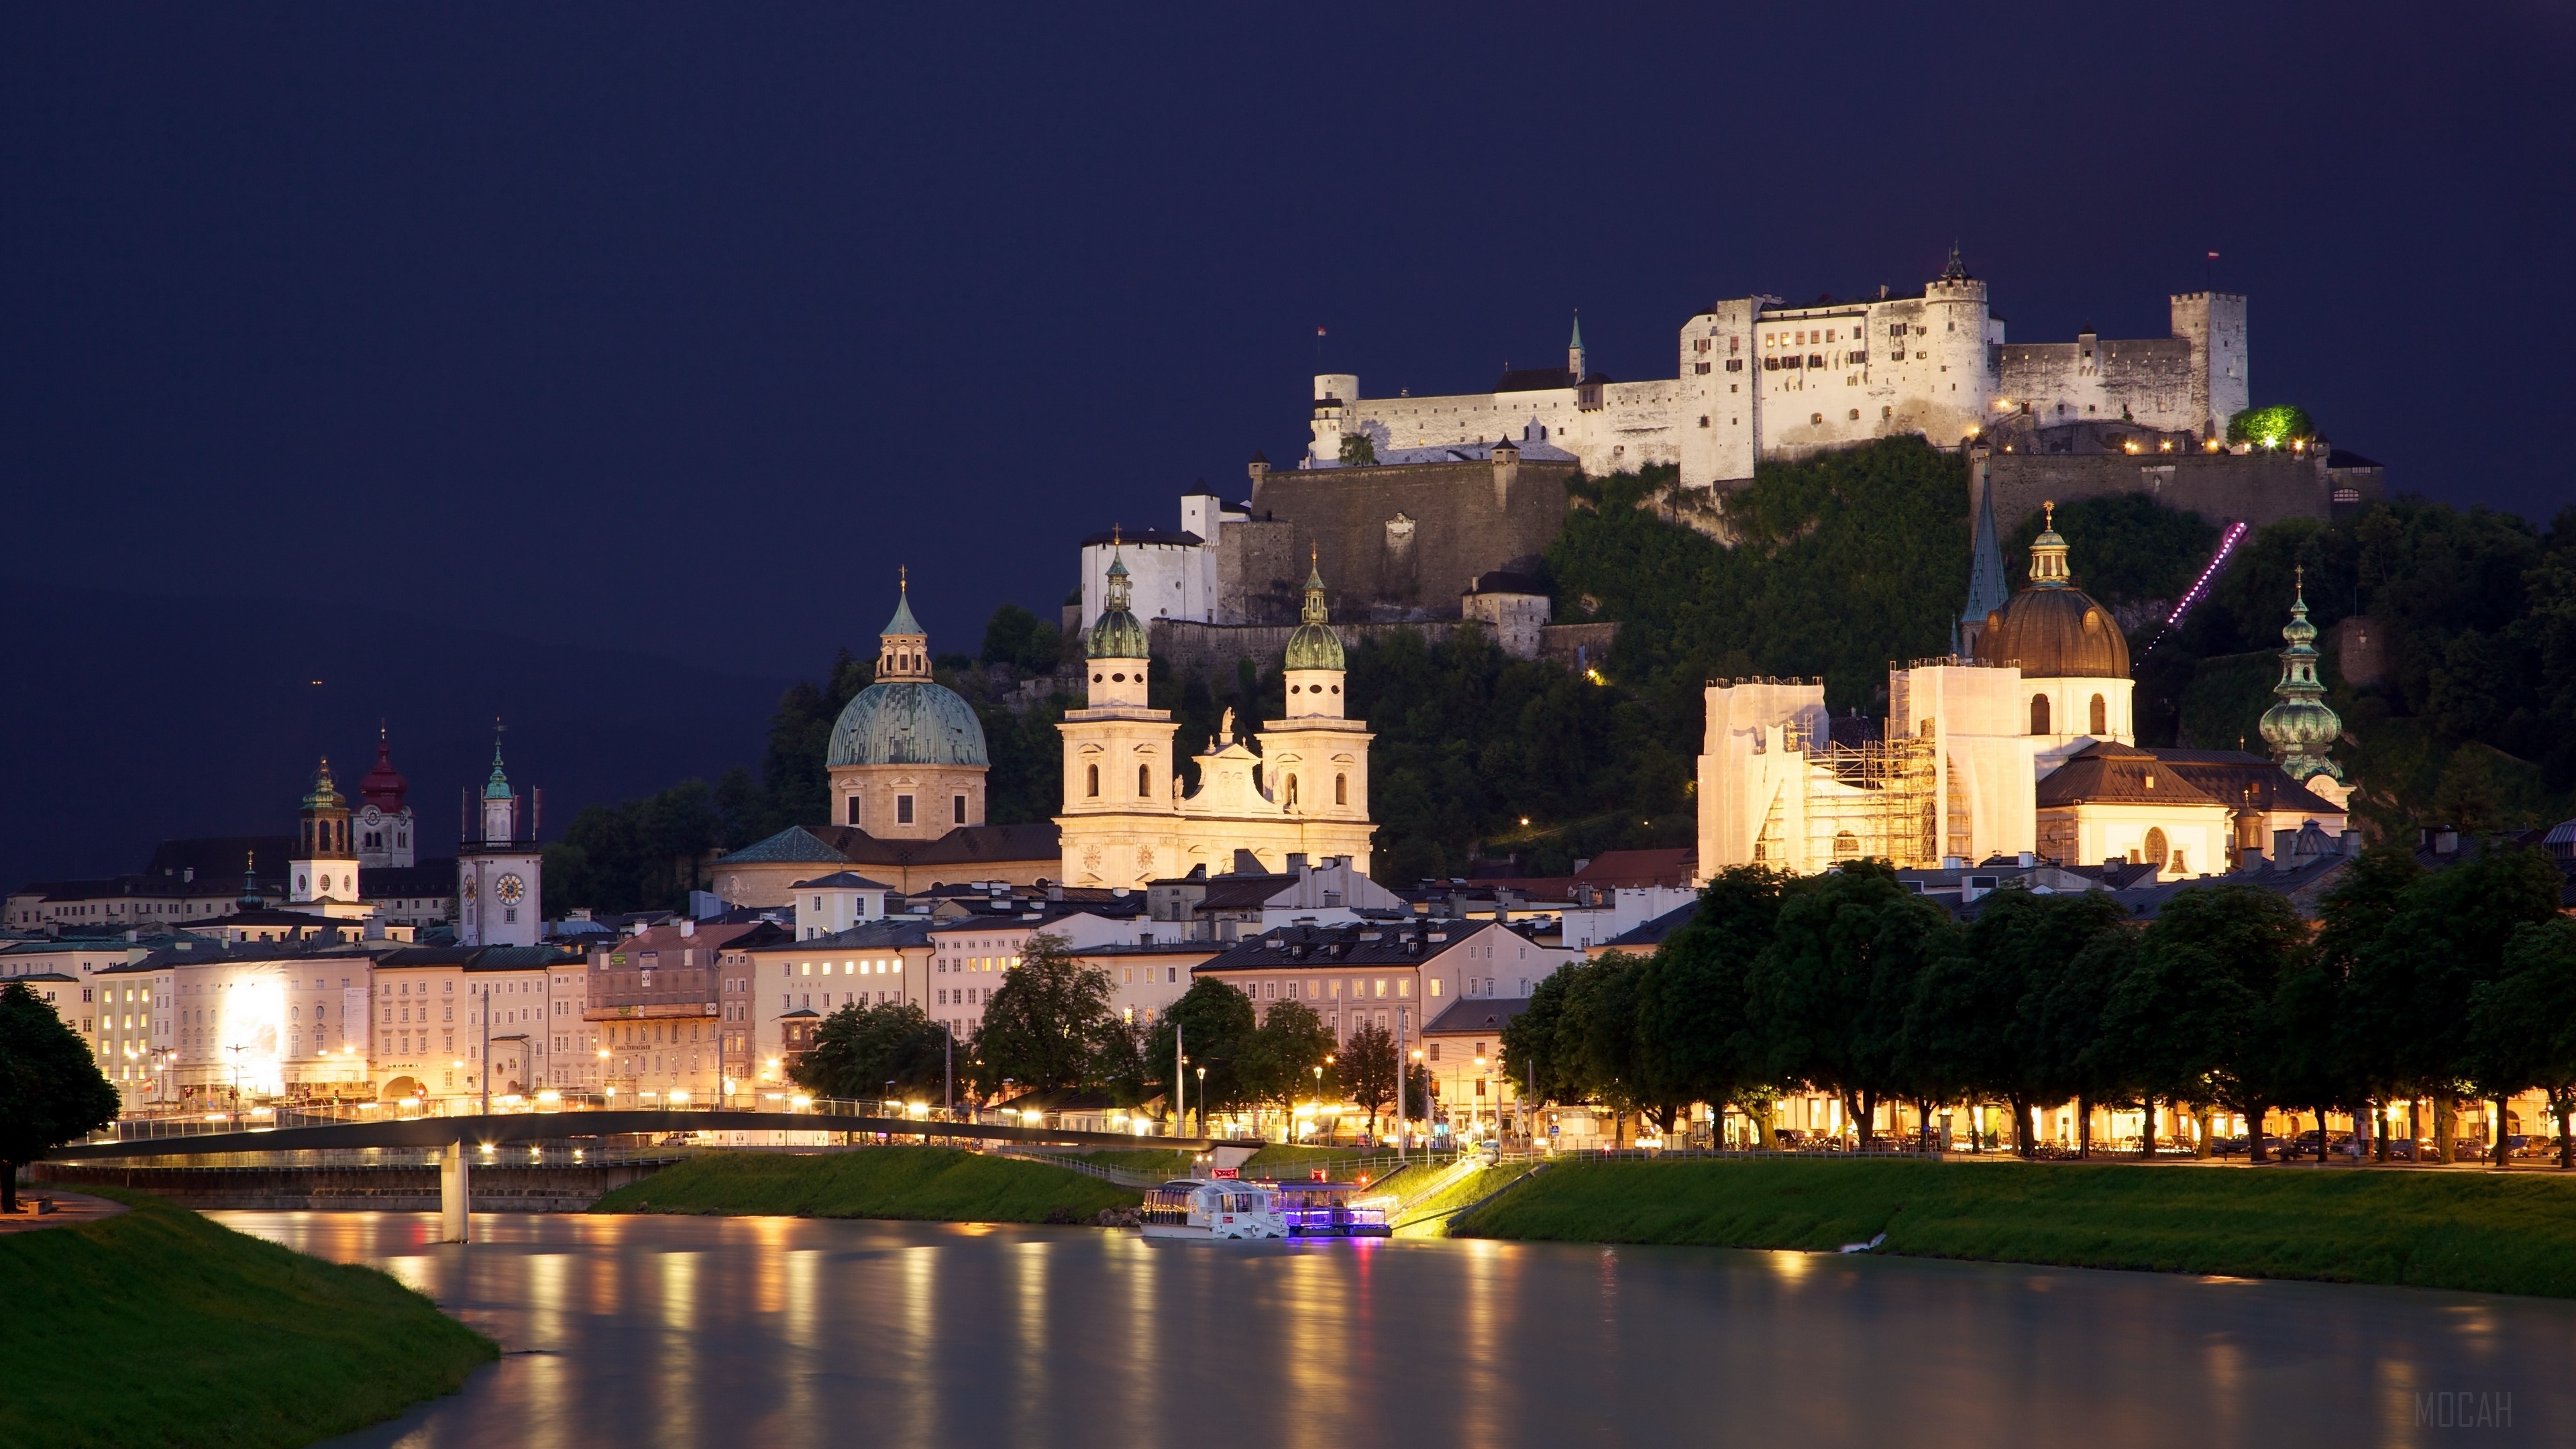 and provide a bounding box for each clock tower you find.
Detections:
[290,757,360,904]
[458,732,543,947]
